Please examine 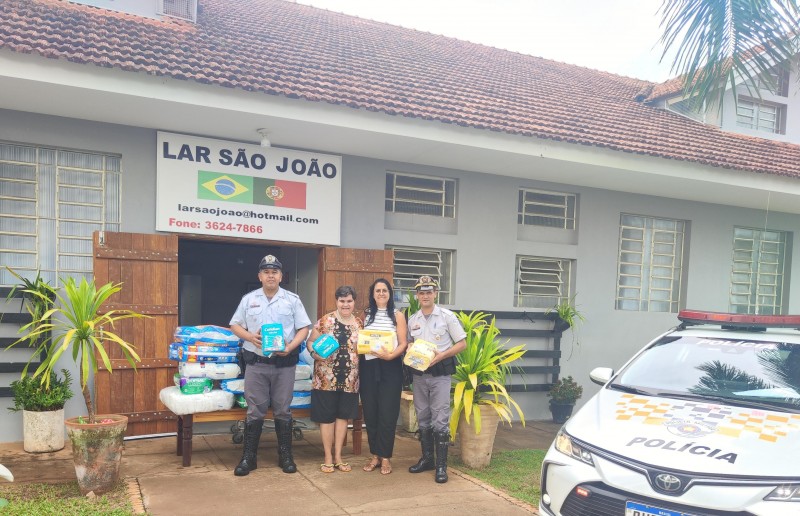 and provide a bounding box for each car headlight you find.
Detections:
[764,485,800,502]
[554,430,594,466]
